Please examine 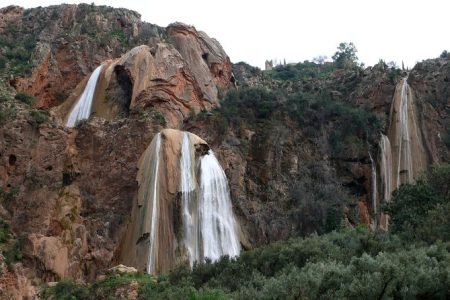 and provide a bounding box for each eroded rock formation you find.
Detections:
[53,28,233,128]
[121,129,240,274]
